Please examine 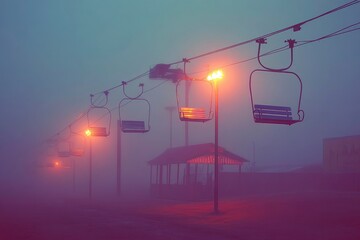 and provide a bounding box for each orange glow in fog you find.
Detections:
[54,160,61,167]
[207,70,223,81]
[85,129,92,137]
